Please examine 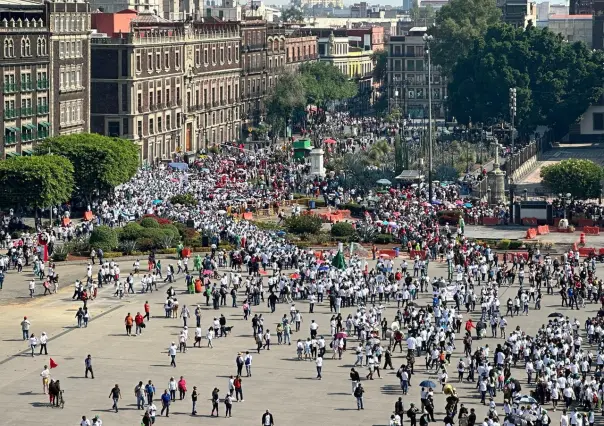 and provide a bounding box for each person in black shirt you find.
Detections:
[395,397,404,418]
[407,402,420,426]
[468,408,477,426]
[108,384,121,413]
[350,368,360,394]
[191,386,198,415]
